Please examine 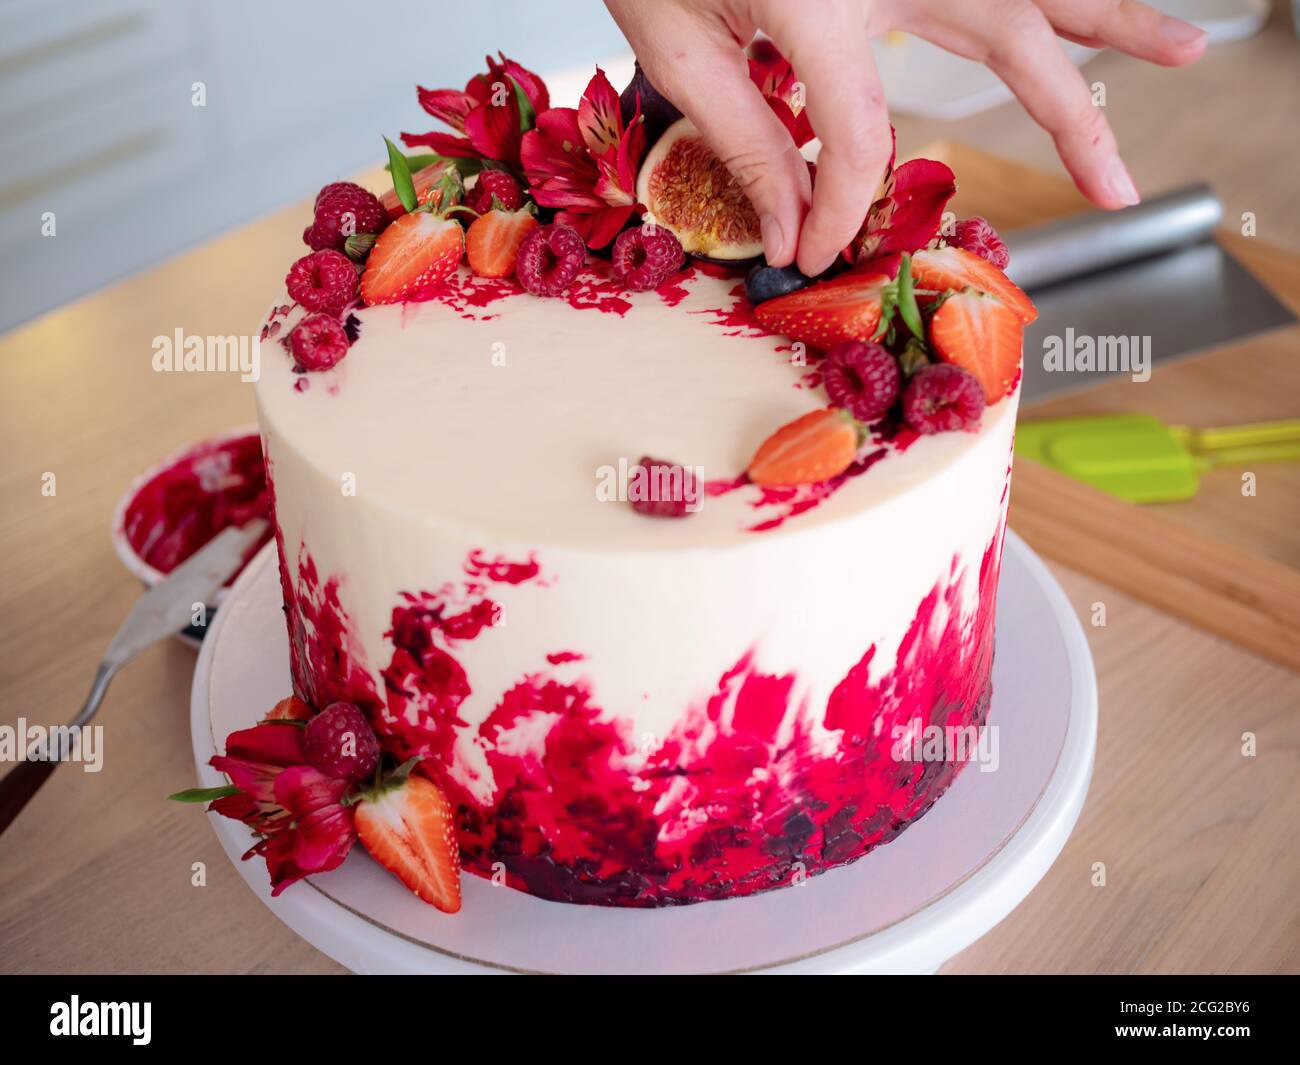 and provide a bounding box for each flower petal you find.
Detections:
[416,87,476,131]
[577,68,624,156]
[401,130,484,159]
